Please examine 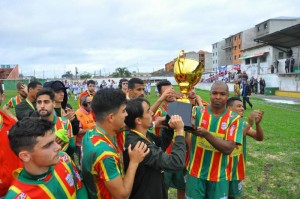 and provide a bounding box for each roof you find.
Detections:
[254,23,300,48]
